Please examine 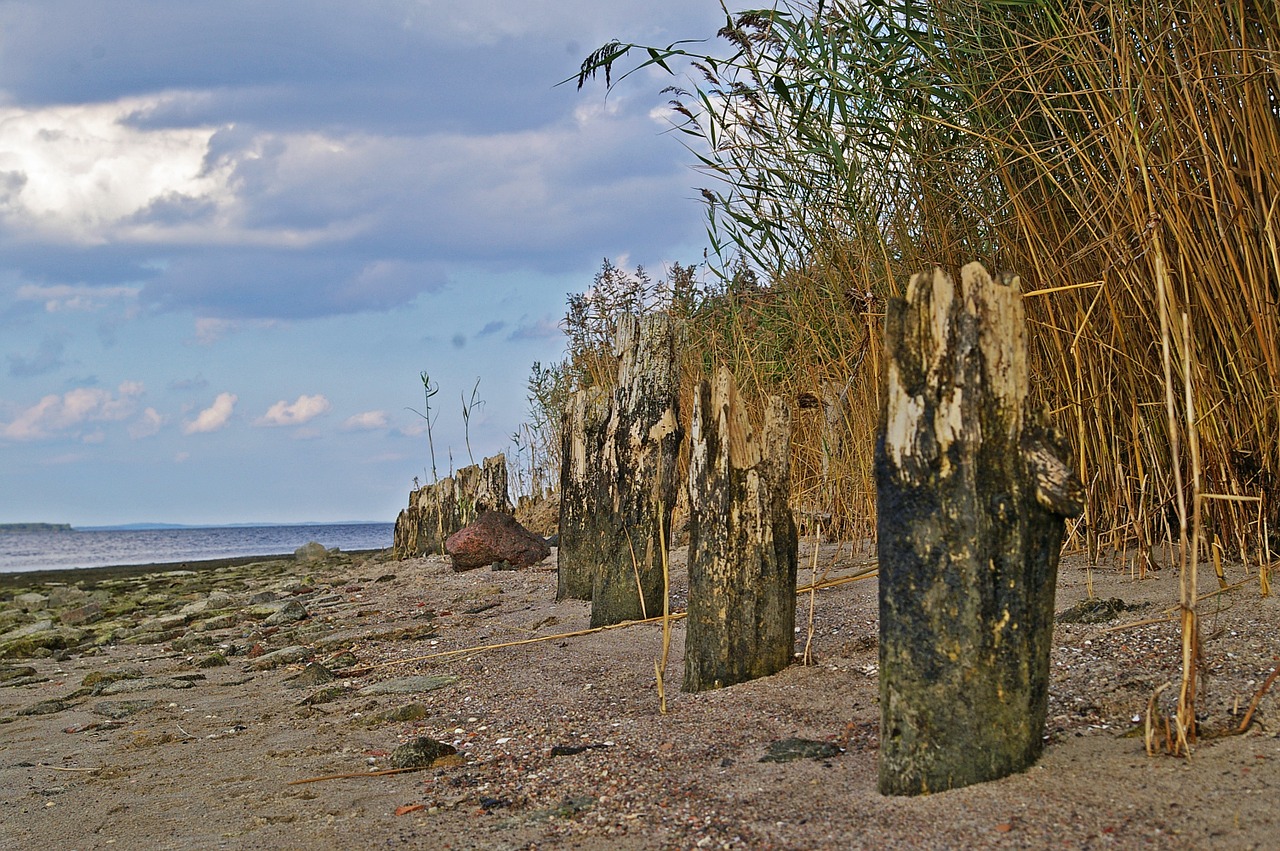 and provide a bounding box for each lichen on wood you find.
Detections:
[684,367,798,692]
[876,263,1083,796]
